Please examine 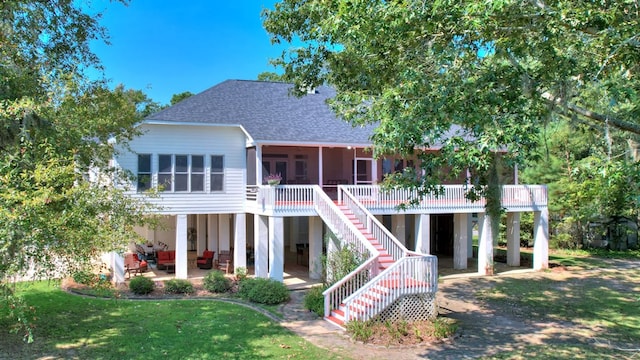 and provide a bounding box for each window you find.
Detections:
[294,155,308,182]
[210,155,224,191]
[191,155,204,191]
[157,154,205,192]
[158,154,172,191]
[137,154,151,191]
